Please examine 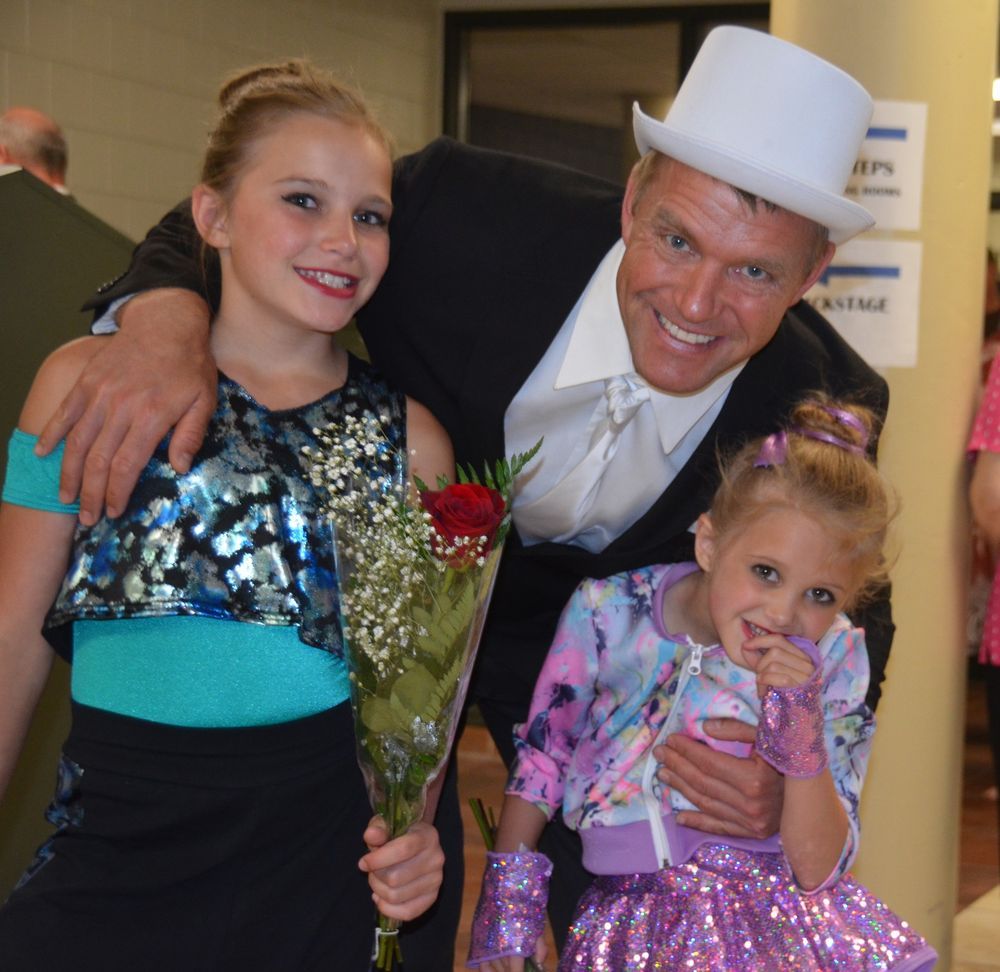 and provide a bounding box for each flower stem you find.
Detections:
[372,915,401,970]
[369,783,410,970]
